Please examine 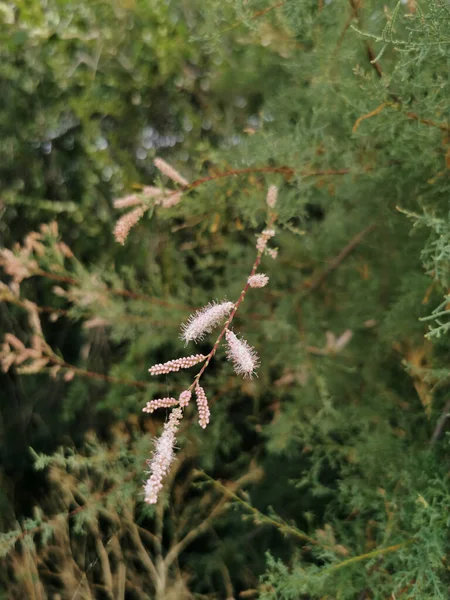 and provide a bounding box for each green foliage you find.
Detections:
[1,0,450,598]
